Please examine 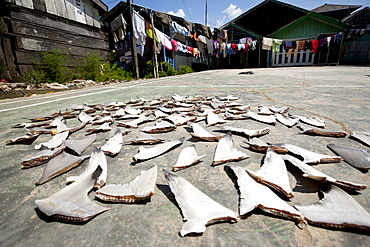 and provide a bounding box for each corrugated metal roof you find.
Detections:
[311,4,361,13]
